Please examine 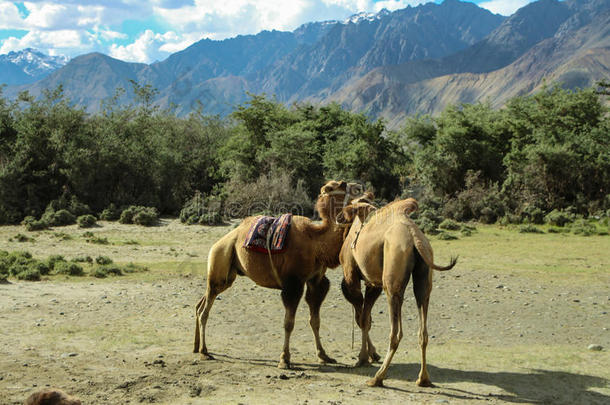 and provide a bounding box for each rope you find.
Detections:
[351,305,355,350]
[266,229,283,288]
